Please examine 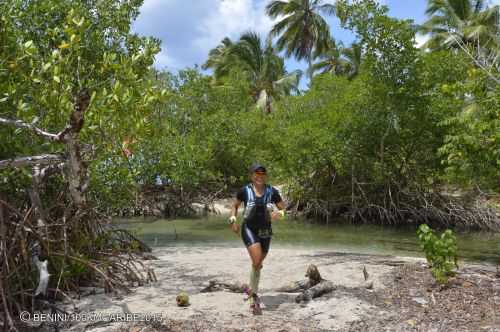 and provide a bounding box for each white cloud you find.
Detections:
[154,52,179,70]
[133,0,277,71]
[194,0,276,51]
